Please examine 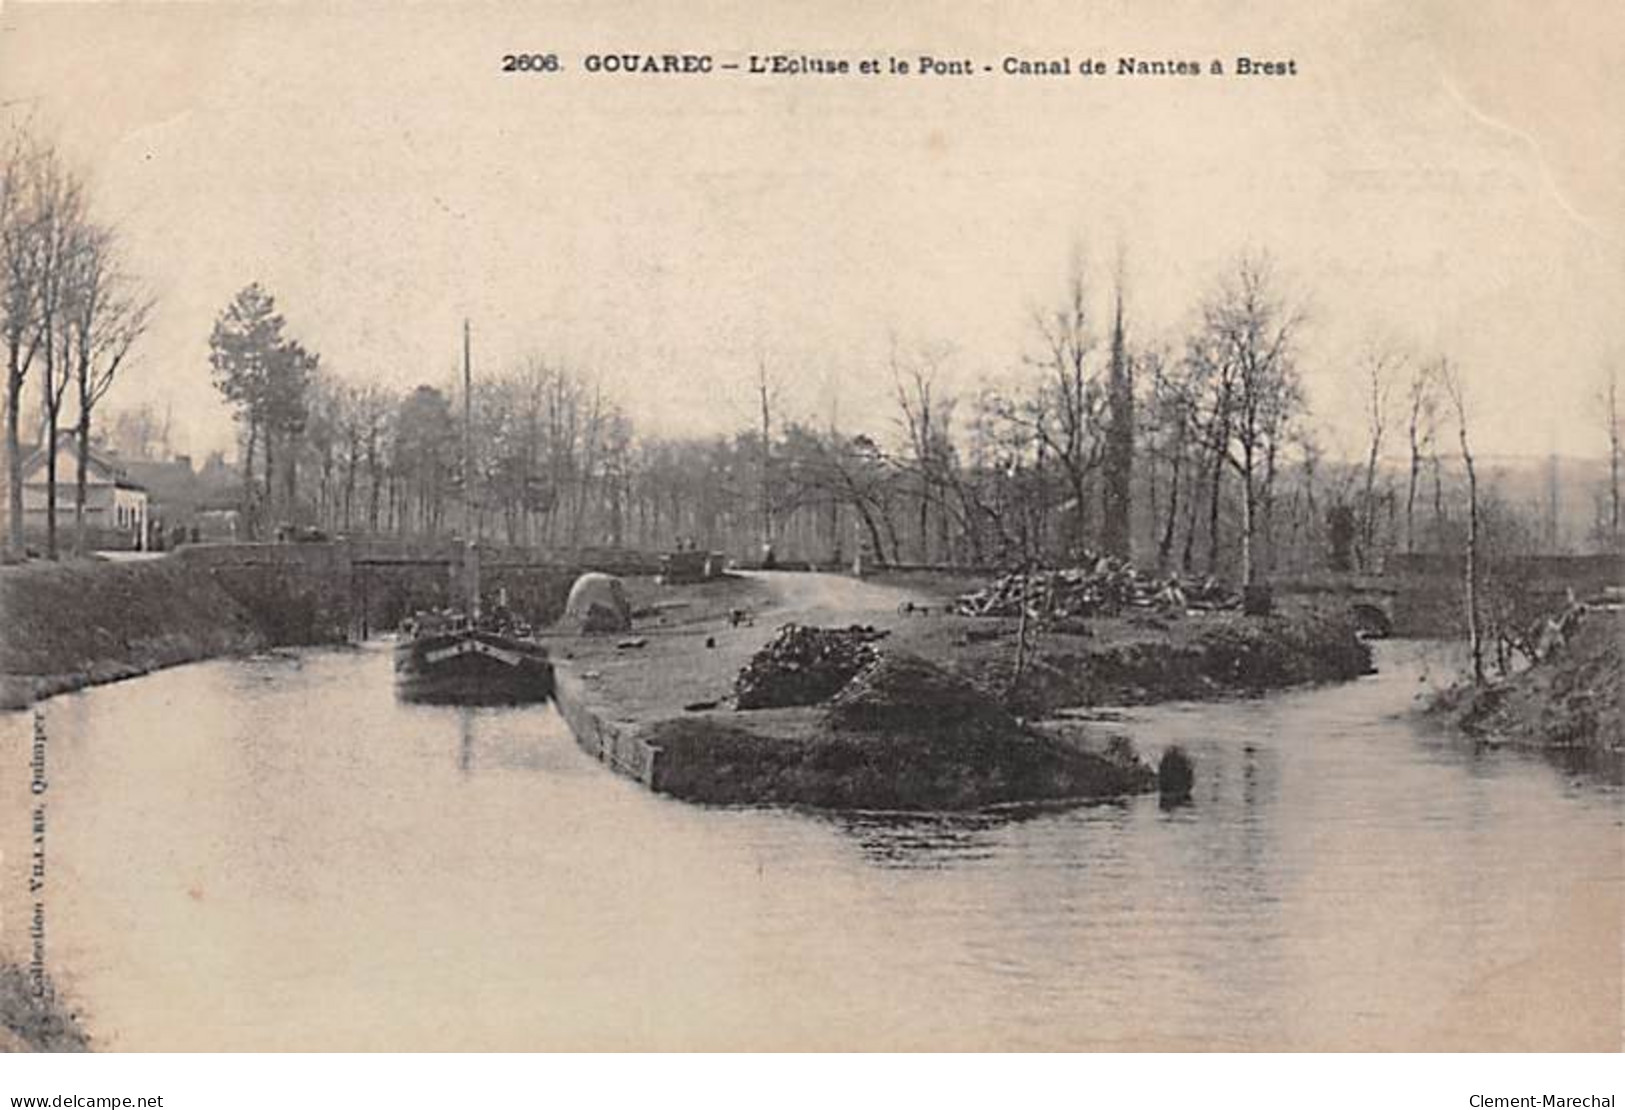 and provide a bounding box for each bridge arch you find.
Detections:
[1349,601,1394,639]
